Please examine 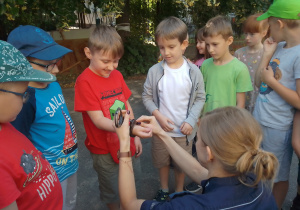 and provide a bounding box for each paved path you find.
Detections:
[62,78,298,210]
